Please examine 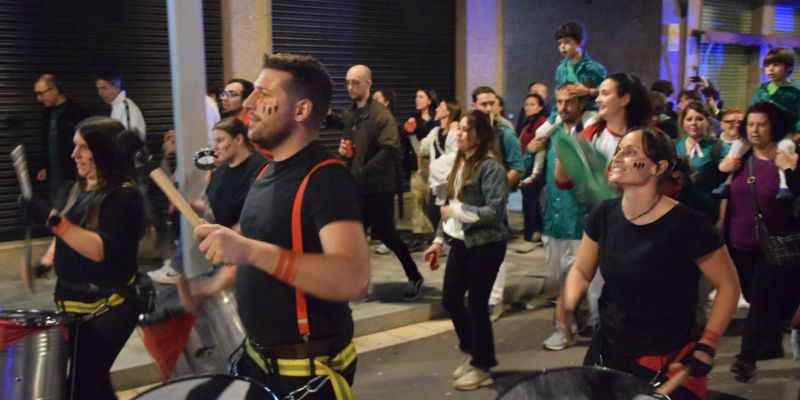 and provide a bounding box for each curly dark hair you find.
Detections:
[554,21,584,44]
[739,101,792,143]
